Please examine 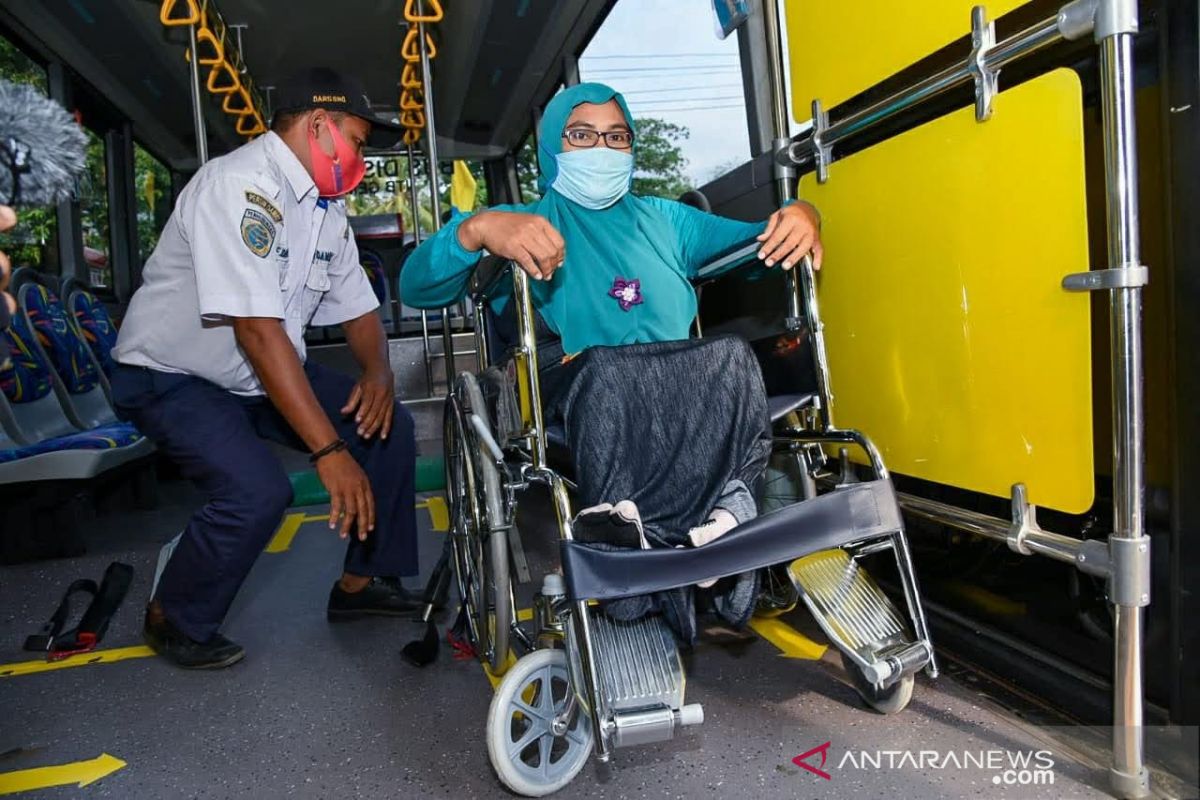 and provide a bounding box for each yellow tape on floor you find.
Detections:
[0,645,155,679]
[266,496,450,553]
[0,753,126,794]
